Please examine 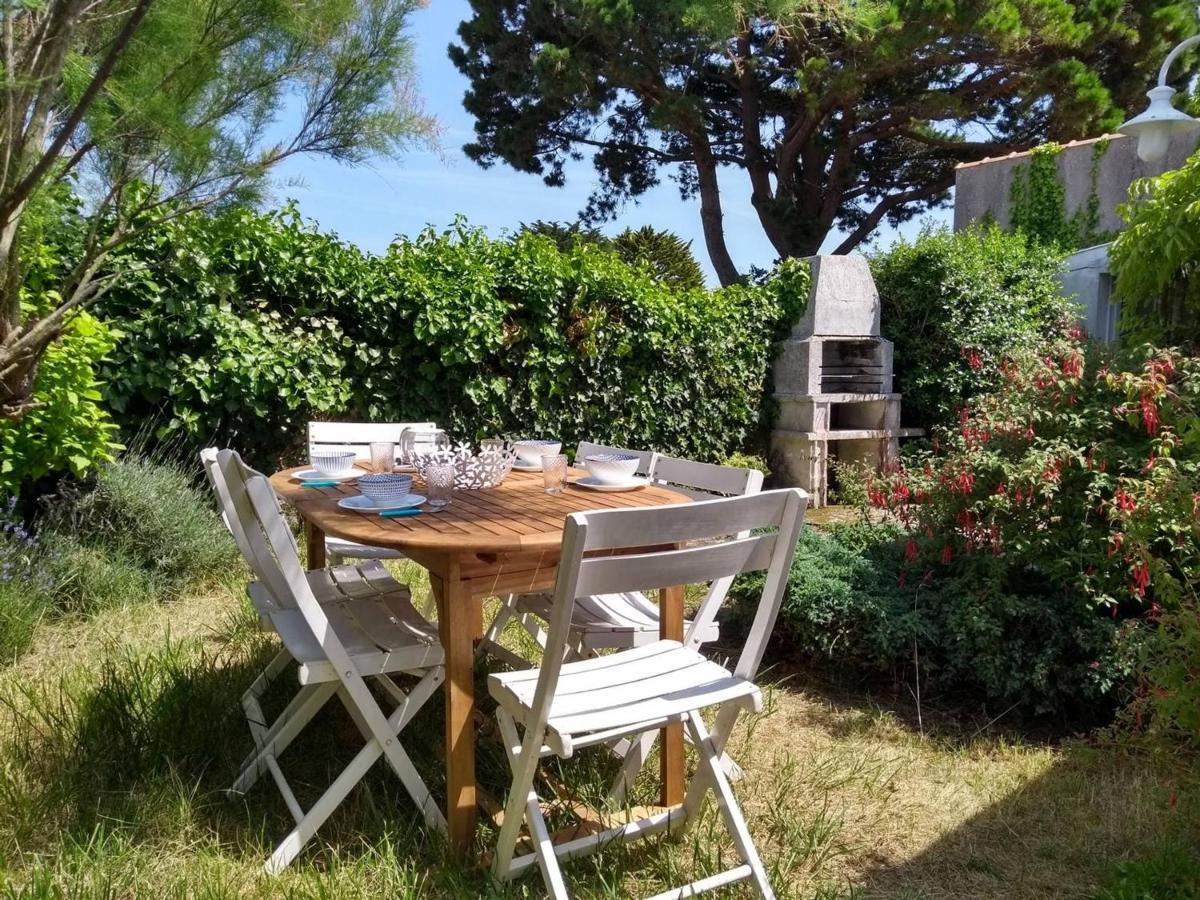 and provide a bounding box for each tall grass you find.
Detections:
[0,449,238,661]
